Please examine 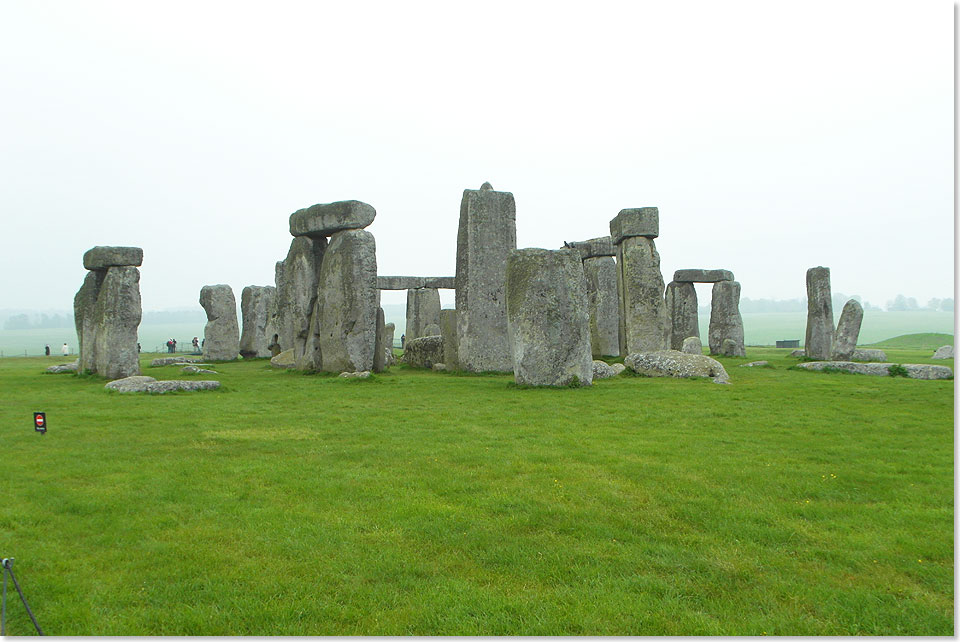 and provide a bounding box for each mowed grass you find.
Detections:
[870,332,954,351]
[0,348,953,635]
